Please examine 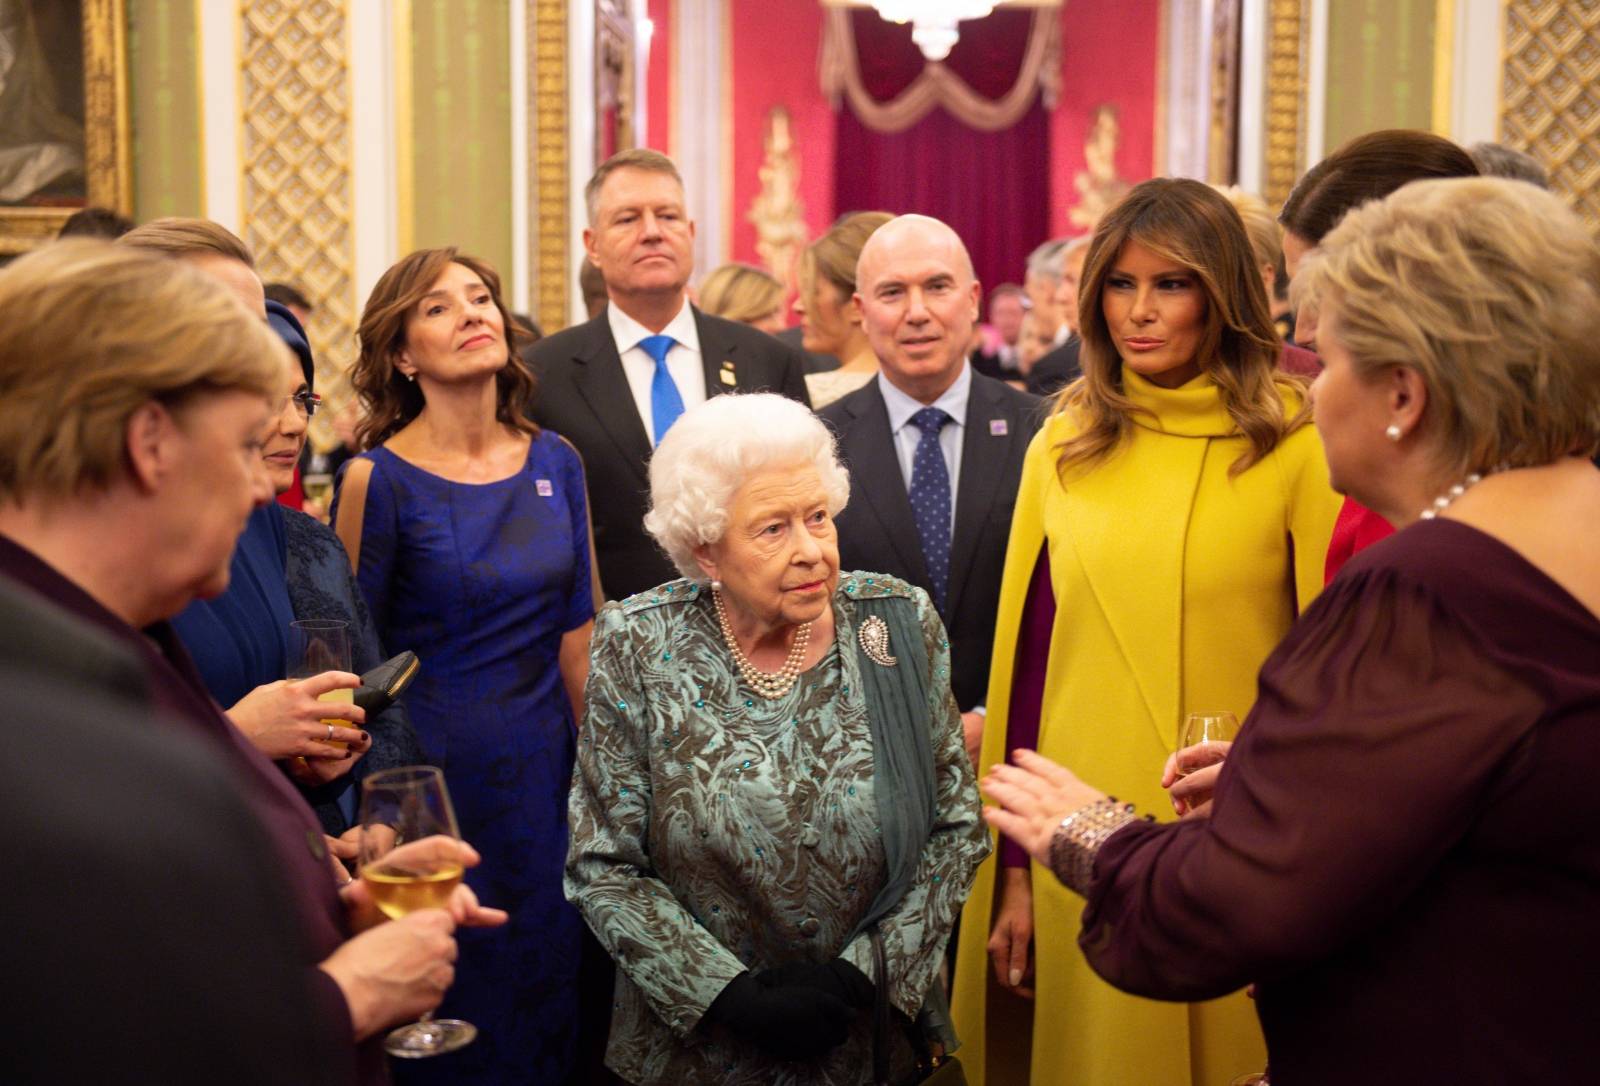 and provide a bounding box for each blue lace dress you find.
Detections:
[335,431,595,1084]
